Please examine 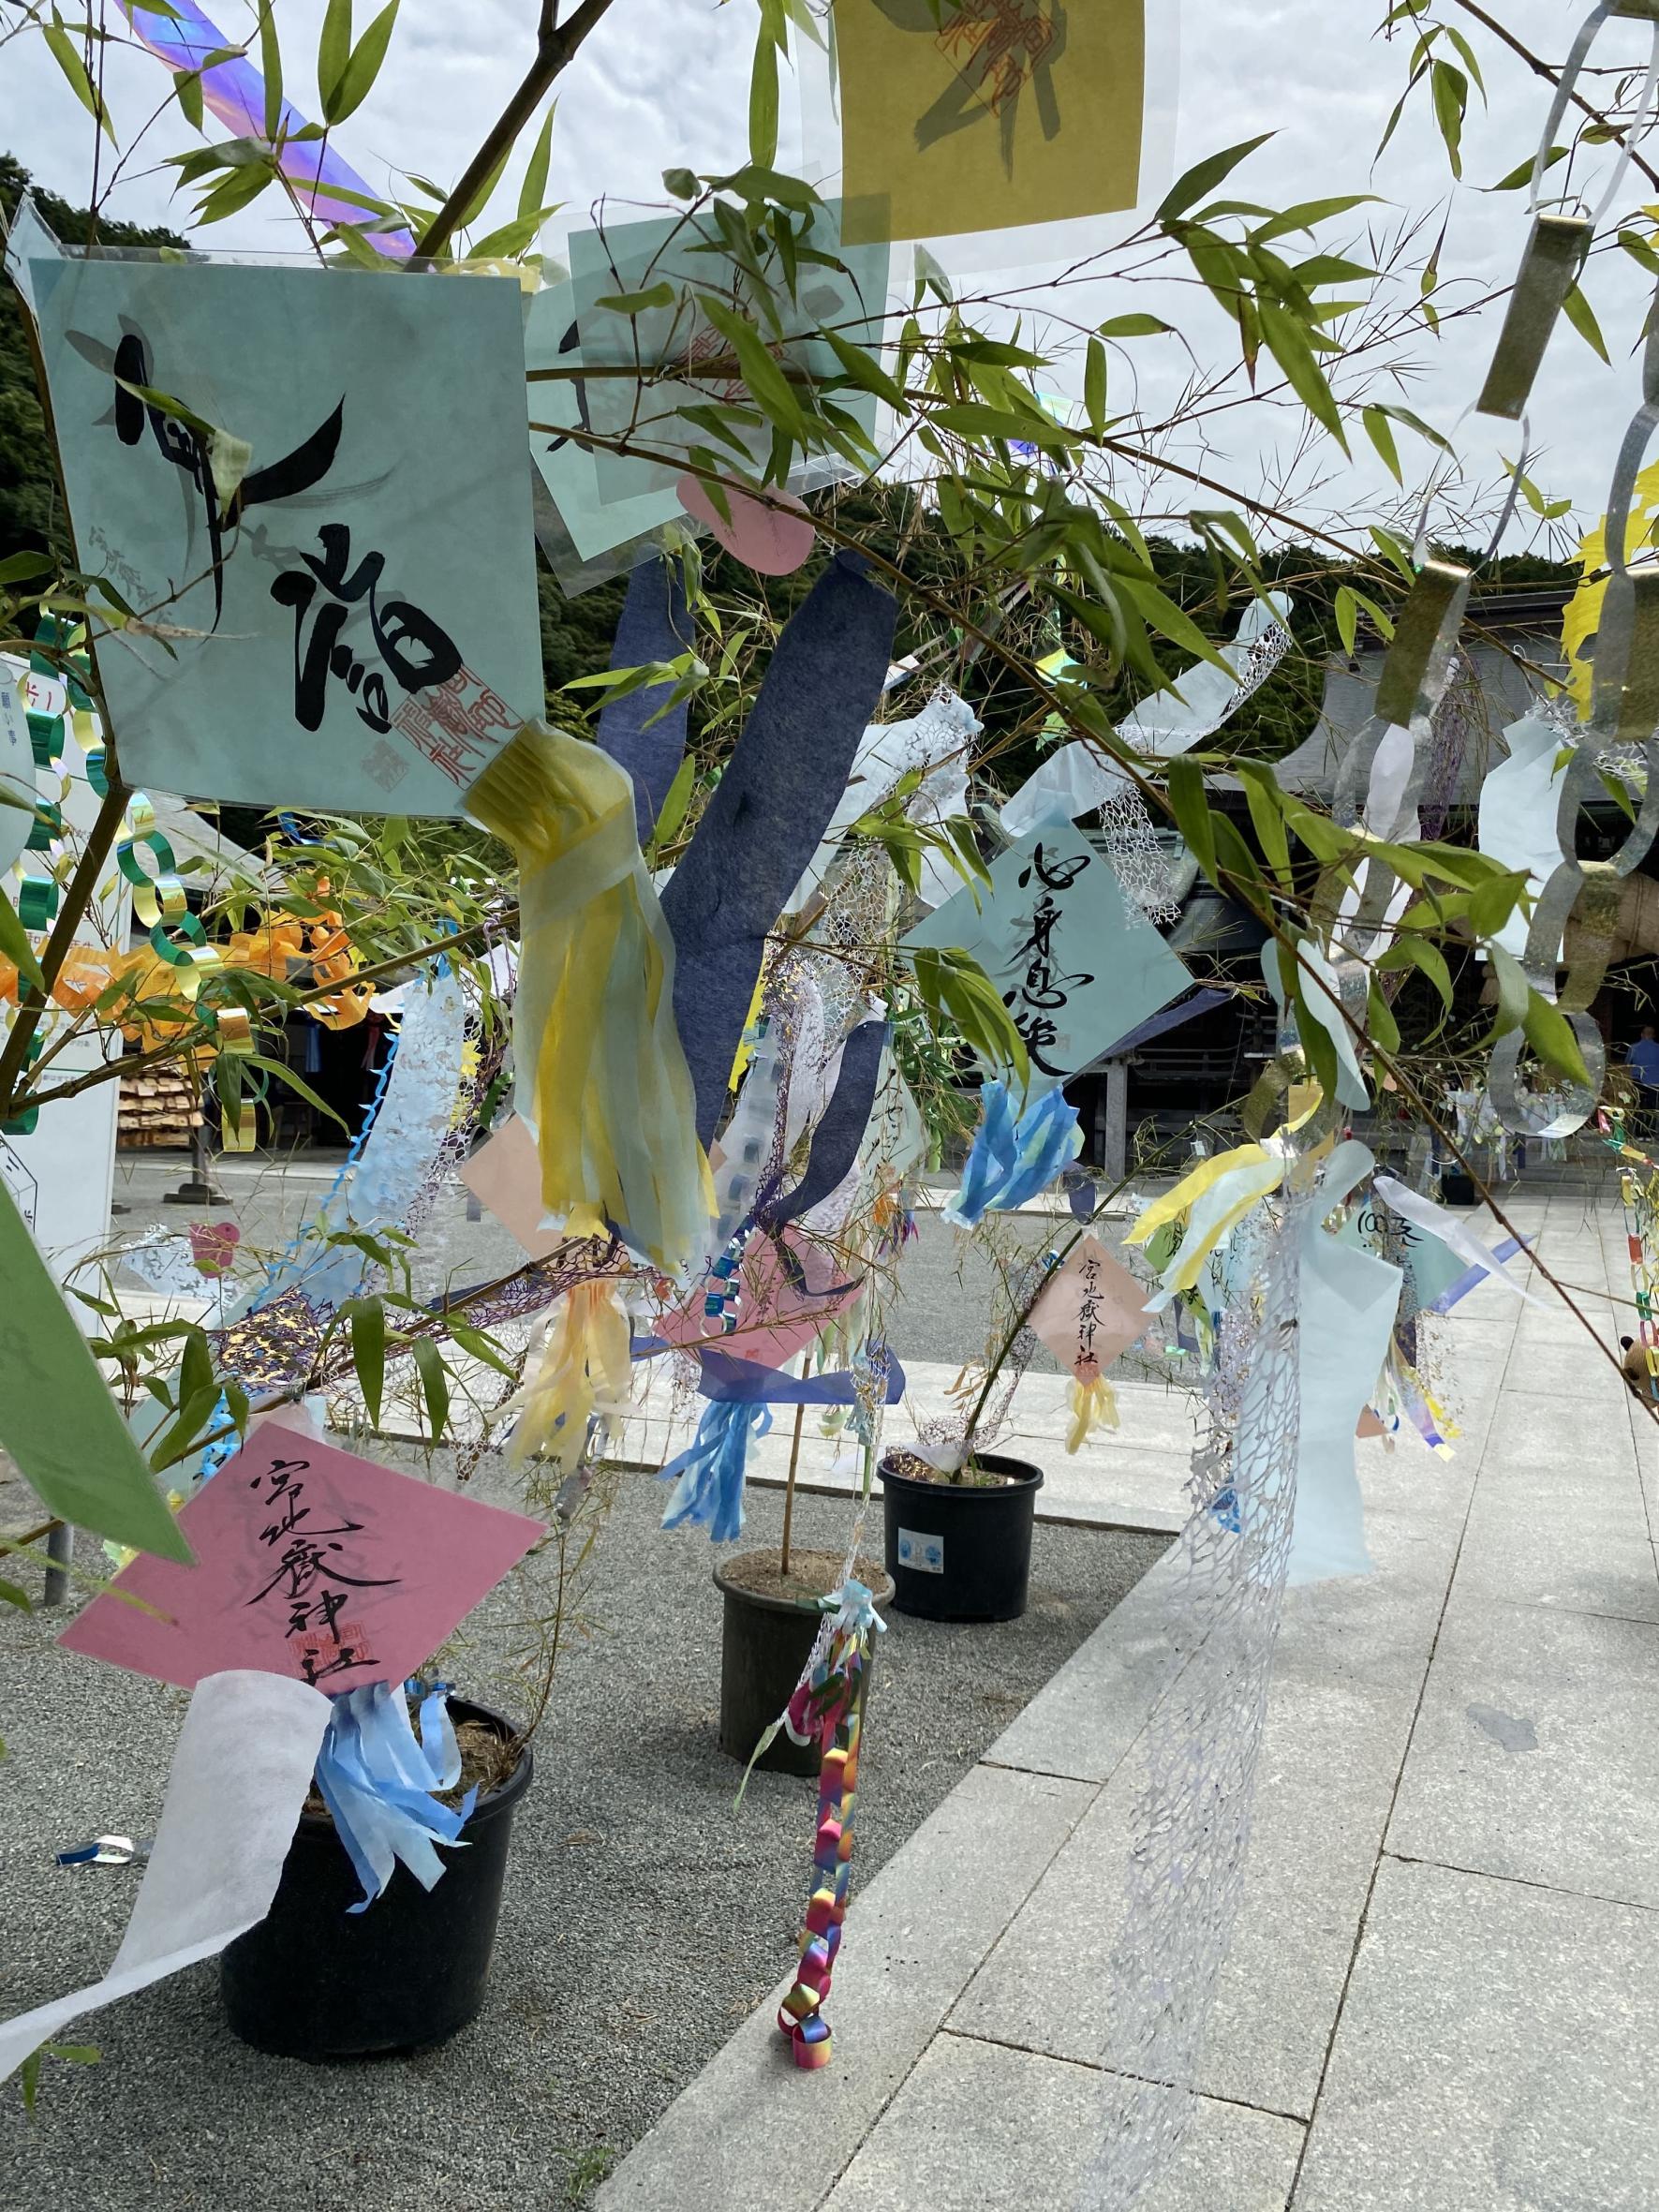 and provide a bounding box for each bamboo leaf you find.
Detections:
[318,0,352,116]
[348,1297,386,1427]
[258,0,283,141]
[44,8,117,144]
[1523,990,1591,1088]
[1165,757,1218,887]
[1563,280,1610,364]
[1257,299,1349,451]
[749,22,779,168]
[410,1337,450,1444]
[1084,335,1107,437]
[331,0,400,126]
[1095,312,1174,338]
[1362,403,1402,484]
[0,888,45,994]
[1158,133,1275,222]
[517,103,555,223]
